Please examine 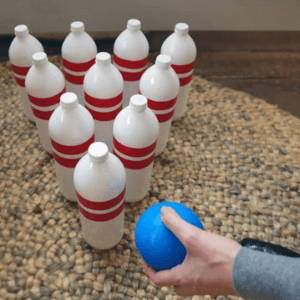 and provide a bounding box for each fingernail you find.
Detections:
[161,206,173,220]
